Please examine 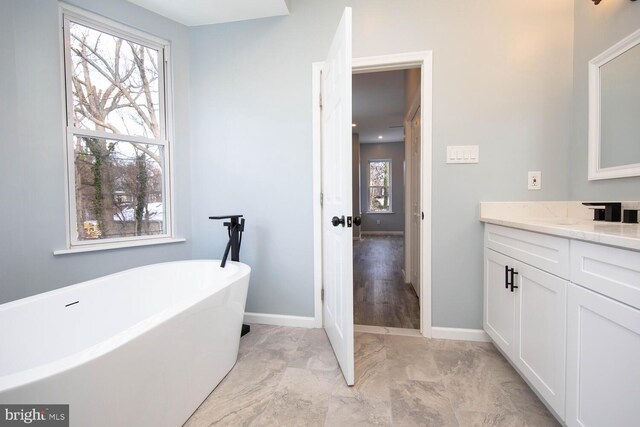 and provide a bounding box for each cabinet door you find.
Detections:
[566,284,640,427]
[514,262,567,419]
[484,249,516,358]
